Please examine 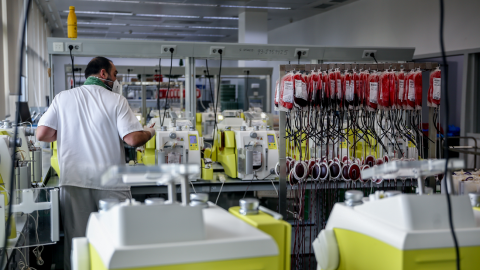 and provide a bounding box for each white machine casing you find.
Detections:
[155,128,201,175]
[73,202,278,270]
[235,126,278,180]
